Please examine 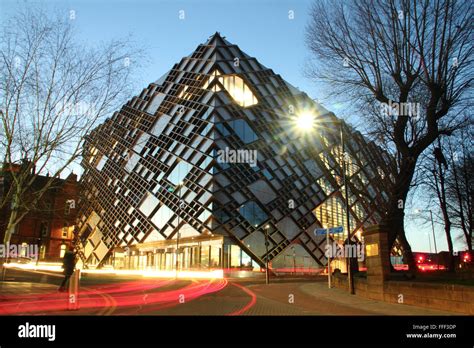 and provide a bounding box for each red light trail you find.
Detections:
[0,278,228,315]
